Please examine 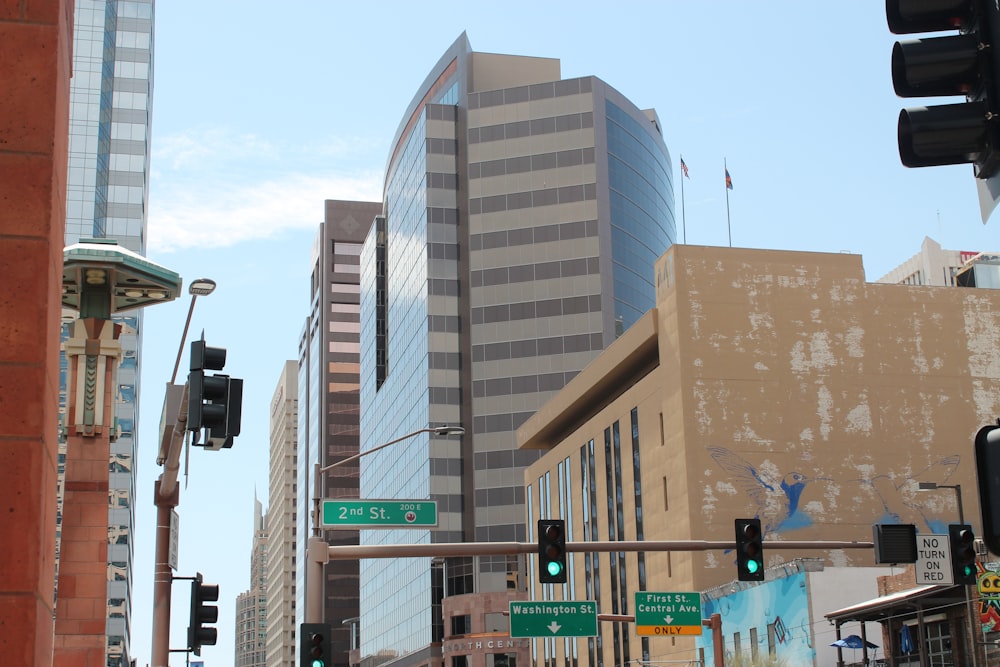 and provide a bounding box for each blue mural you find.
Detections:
[708,447,962,536]
[698,571,815,664]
